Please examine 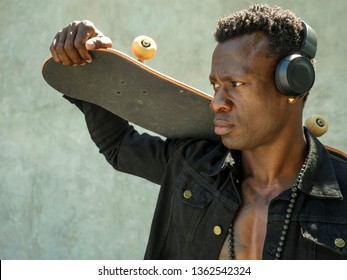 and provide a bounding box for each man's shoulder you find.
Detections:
[325,145,347,163]
[325,146,347,187]
[171,138,227,167]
